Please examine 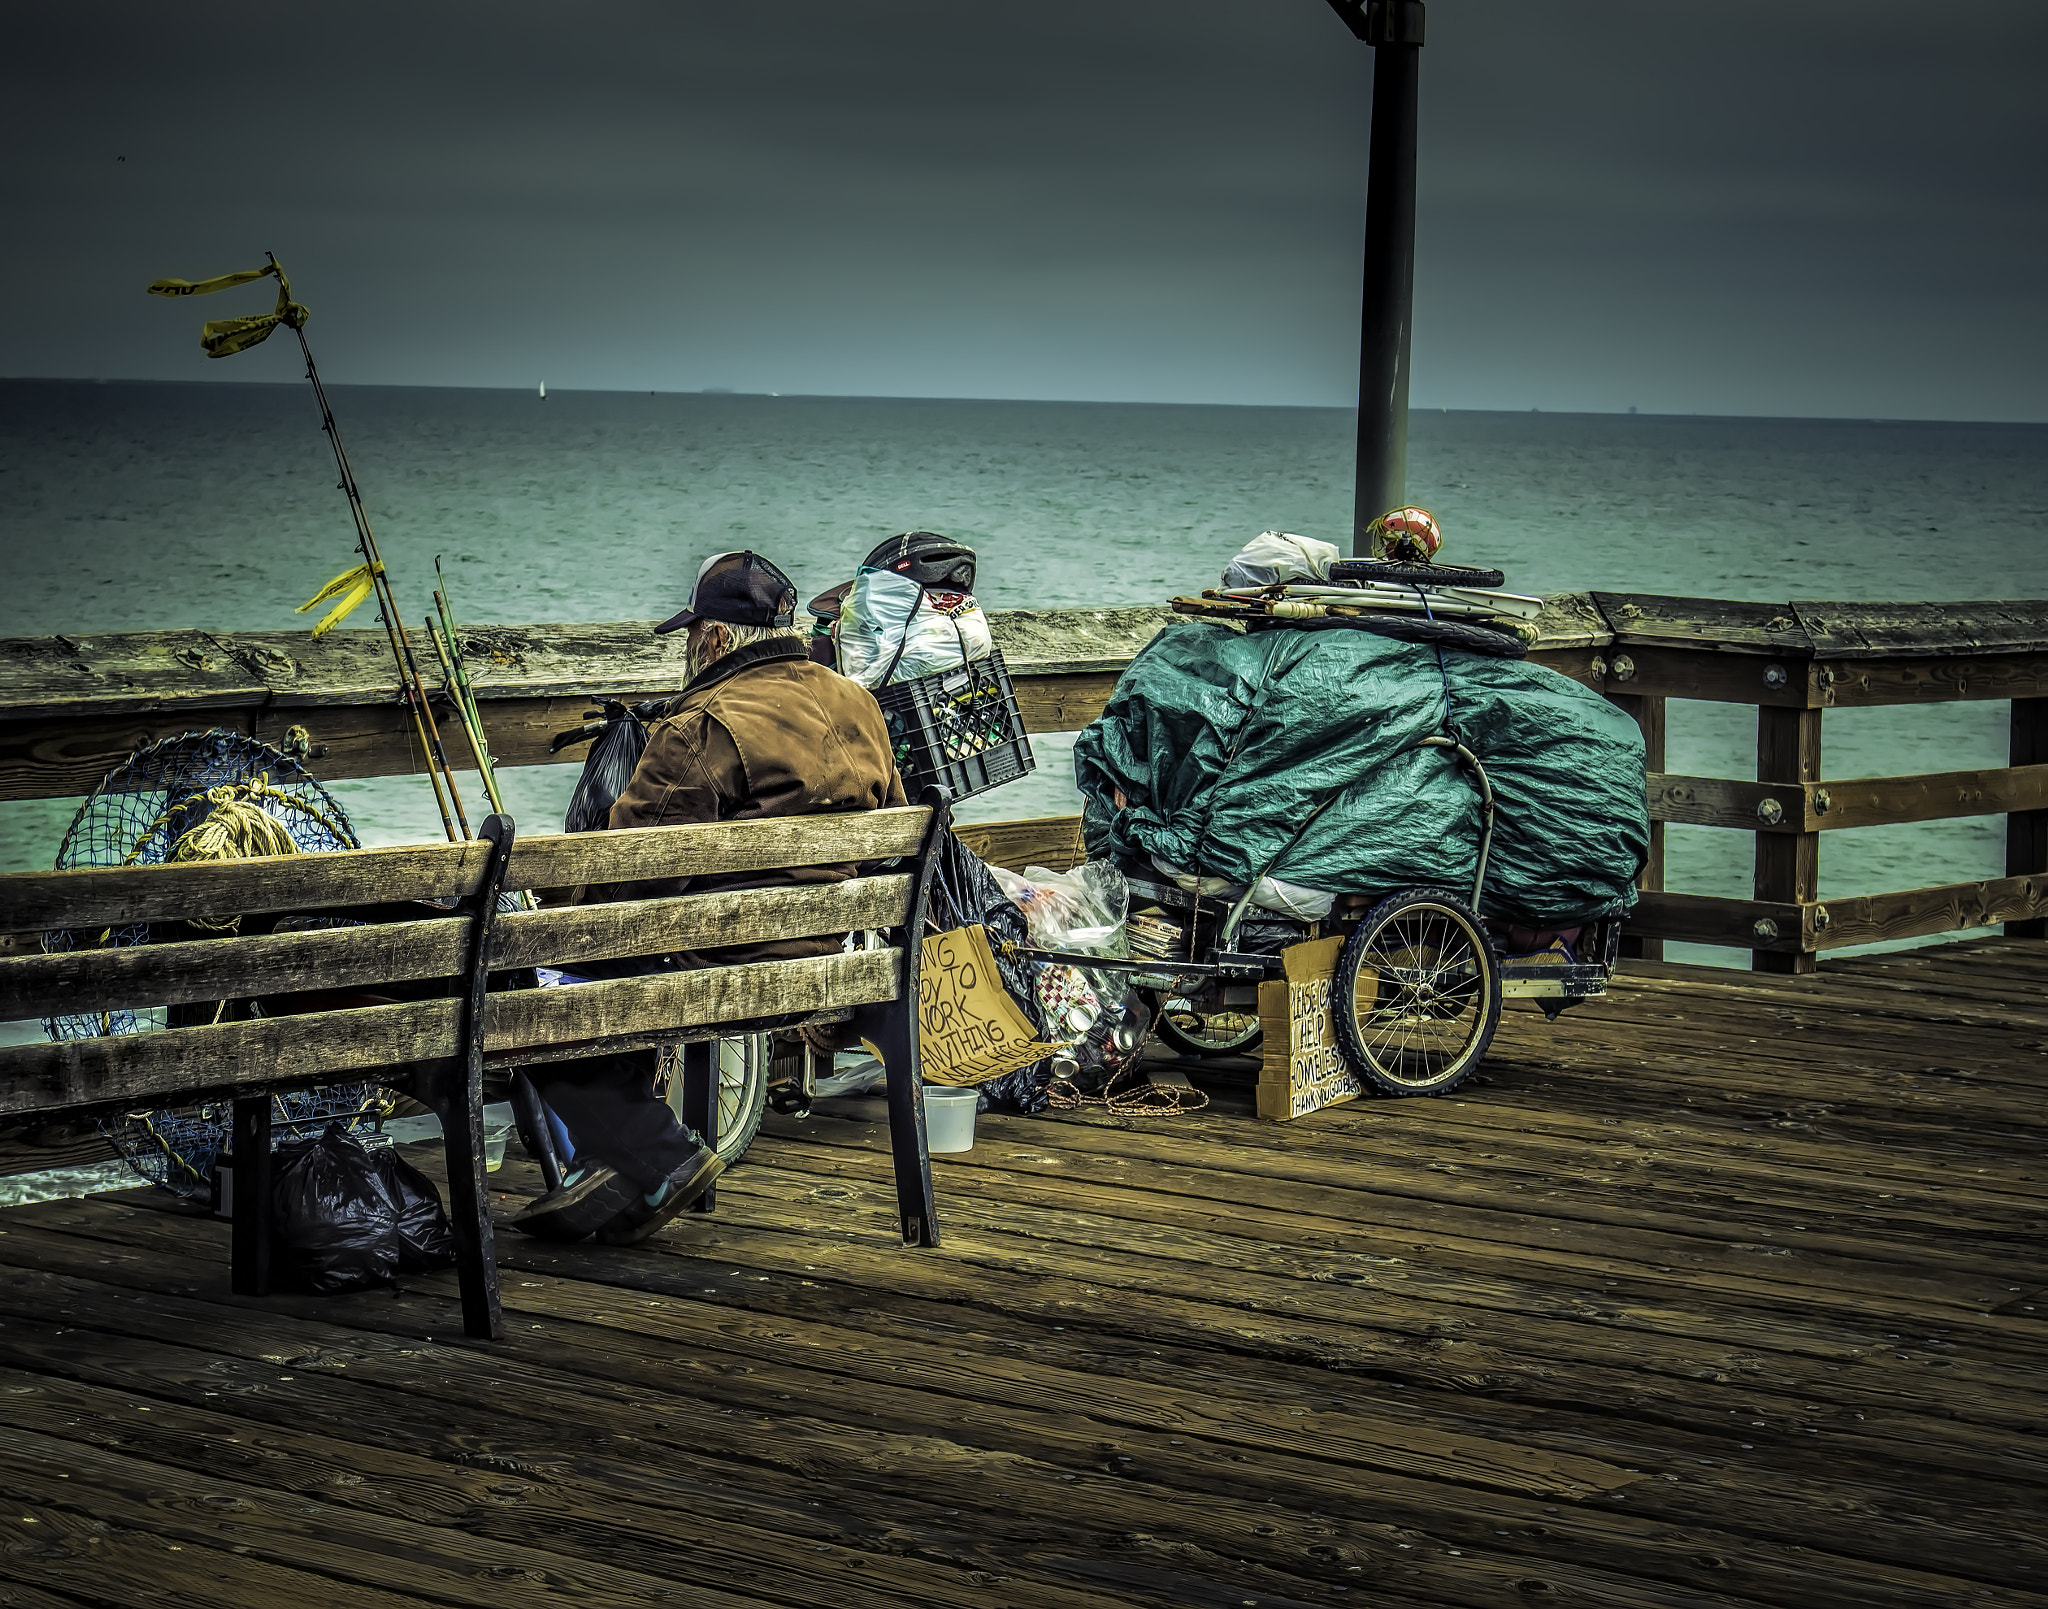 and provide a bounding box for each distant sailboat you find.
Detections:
[538,380,546,400]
